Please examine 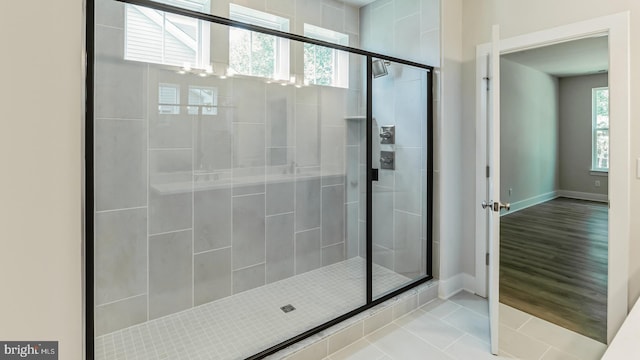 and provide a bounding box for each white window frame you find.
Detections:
[303,24,349,88]
[188,86,218,116]
[124,0,211,69]
[228,4,290,80]
[158,83,180,114]
[591,86,609,172]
